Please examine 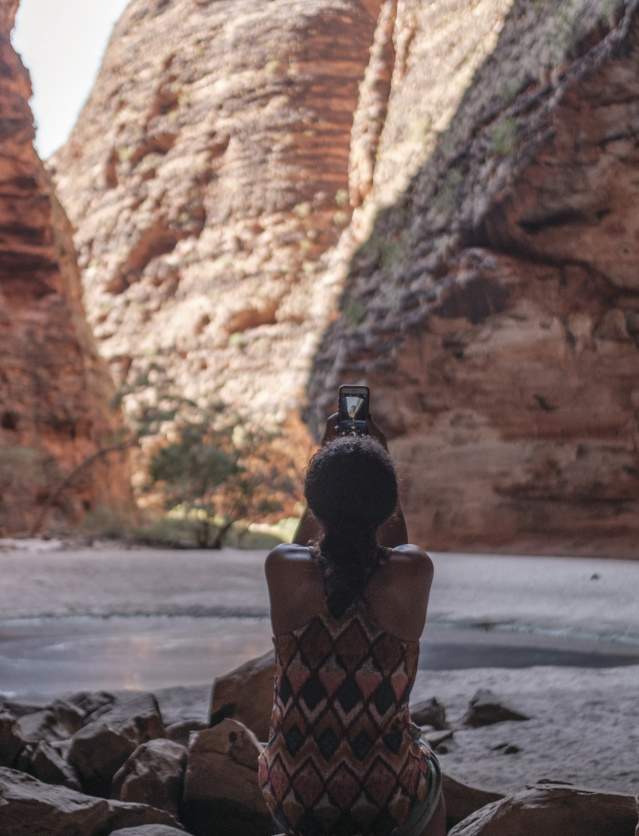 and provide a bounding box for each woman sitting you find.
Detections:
[258,413,445,836]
